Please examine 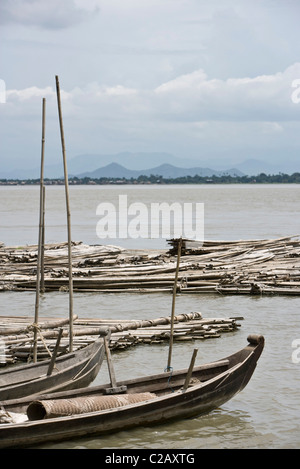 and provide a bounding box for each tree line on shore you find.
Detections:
[1,172,300,185]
